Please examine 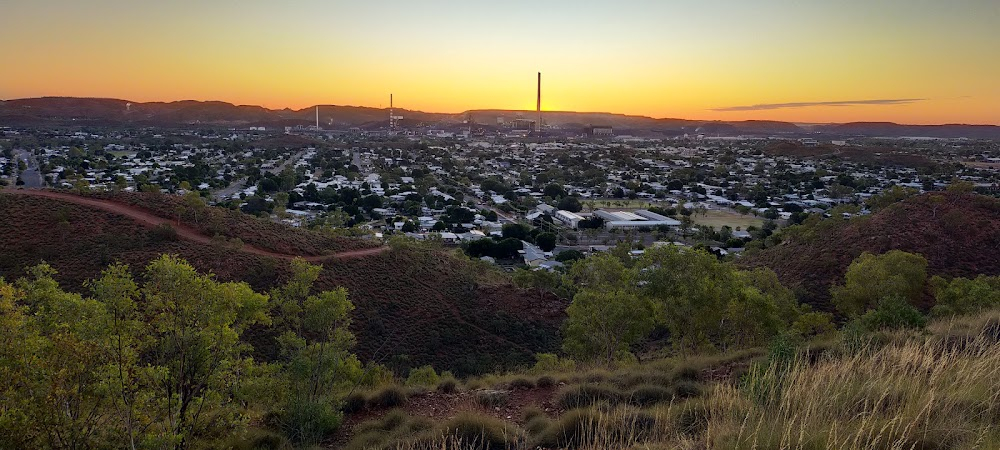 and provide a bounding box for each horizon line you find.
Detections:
[1,95,997,127]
